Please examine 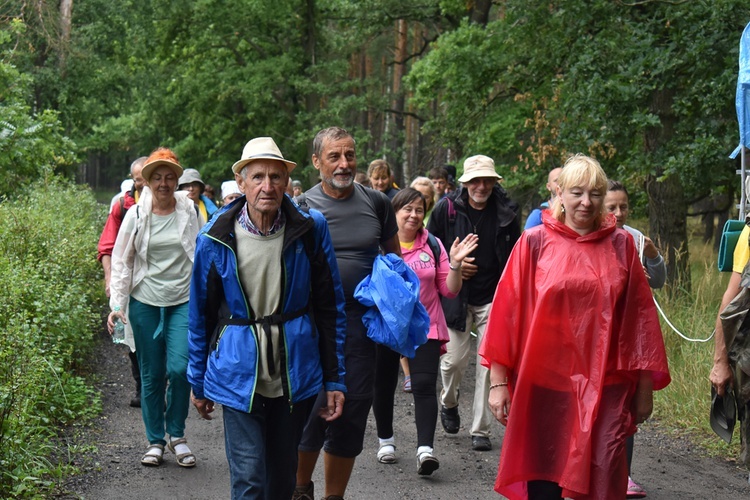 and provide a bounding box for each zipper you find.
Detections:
[281,253,293,406]
[204,232,258,411]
